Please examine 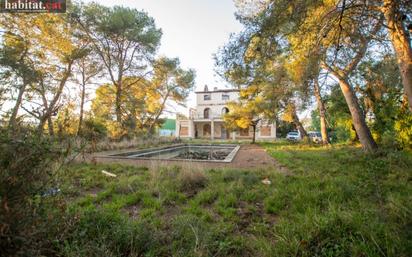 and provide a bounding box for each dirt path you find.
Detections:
[84,144,289,173]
